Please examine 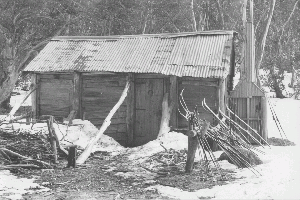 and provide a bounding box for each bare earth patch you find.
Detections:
[19,154,237,200]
